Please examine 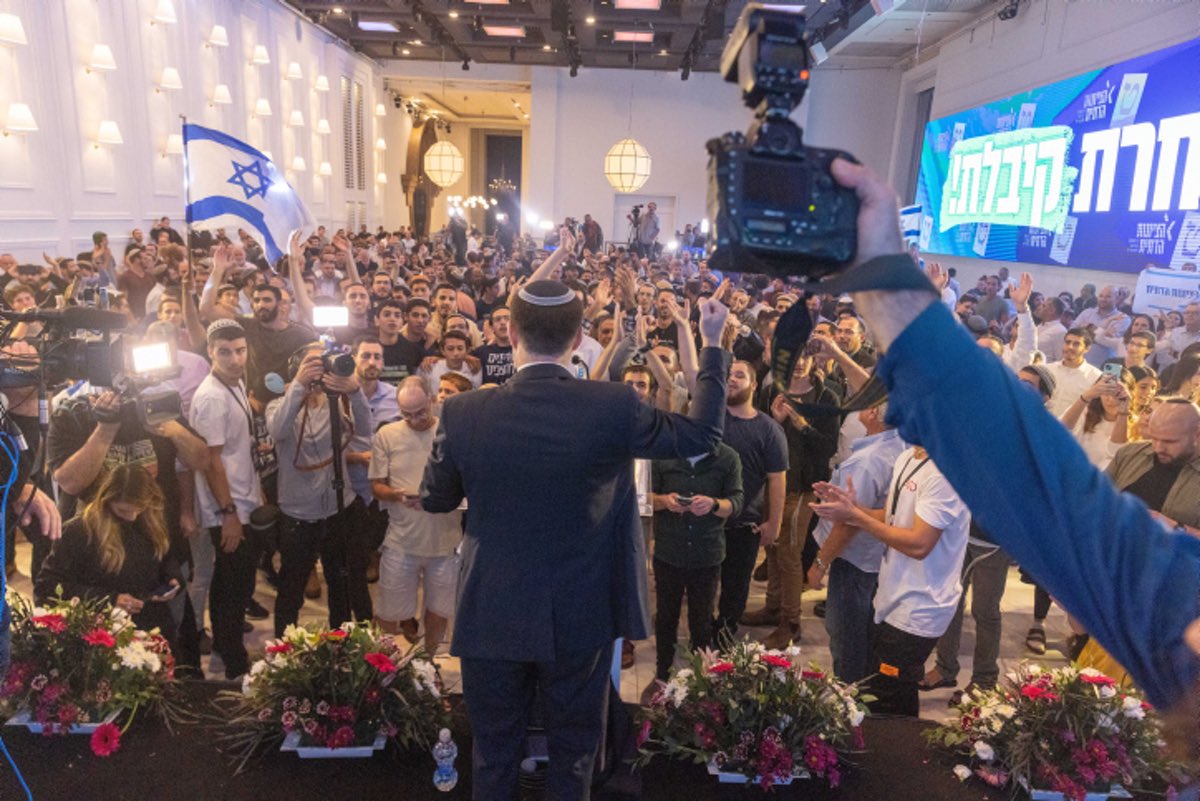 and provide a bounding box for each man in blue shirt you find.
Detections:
[827,158,1199,763]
